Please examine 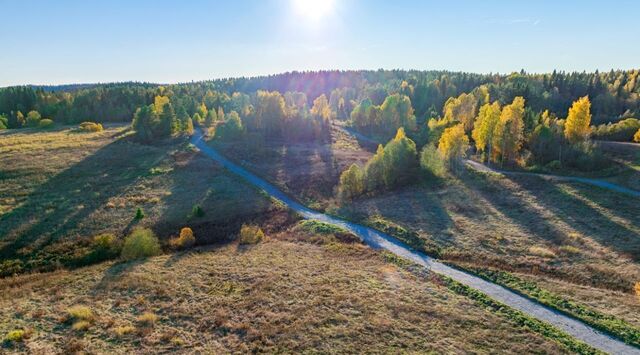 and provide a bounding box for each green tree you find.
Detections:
[26,110,41,127]
[132,105,157,142]
[216,111,244,140]
[204,108,217,127]
[184,117,194,135]
[565,96,592,143]
[338,164,364,200]
[196,103,208,122]
[380,94,417,135]
[364,144,386,192]
[381,128,418,188]
[158,102,177,137]
[420,144,446,177]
